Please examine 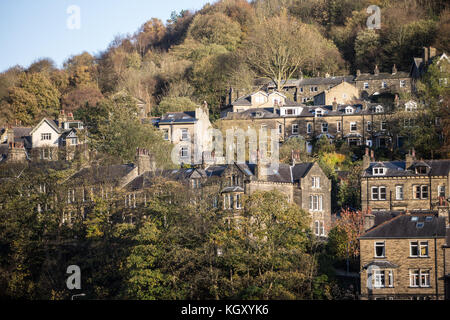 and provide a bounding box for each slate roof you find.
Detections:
[266,76,355,88]
[157,111,197,124]
[71,164,136,185]
[123,162,316,191]
[355,71,410,81]
[362,260,399,269]
[360,213,447,239]
[362,160,450,178]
